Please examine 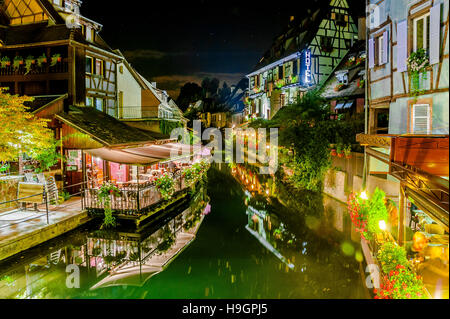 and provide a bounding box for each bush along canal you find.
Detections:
[0,165,369,299]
